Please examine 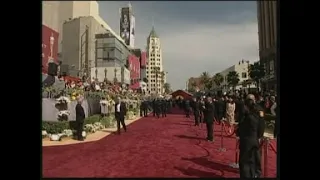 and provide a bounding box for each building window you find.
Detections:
[242,72,247,78]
